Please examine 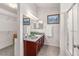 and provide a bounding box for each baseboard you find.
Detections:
[44,42,59,47]
[44,43,59,48]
